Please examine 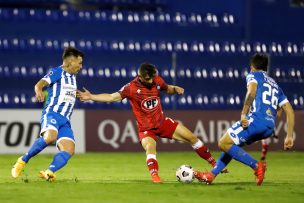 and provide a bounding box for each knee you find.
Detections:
[218,140,225,151]
[188,135,198,144]
[218,137,229,151]
[181,132,198,144]
[43,131,57,144]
